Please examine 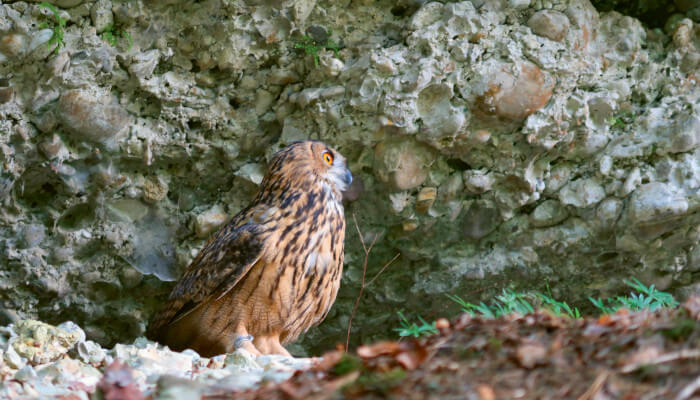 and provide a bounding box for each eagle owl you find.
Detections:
[147,141,352,357]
